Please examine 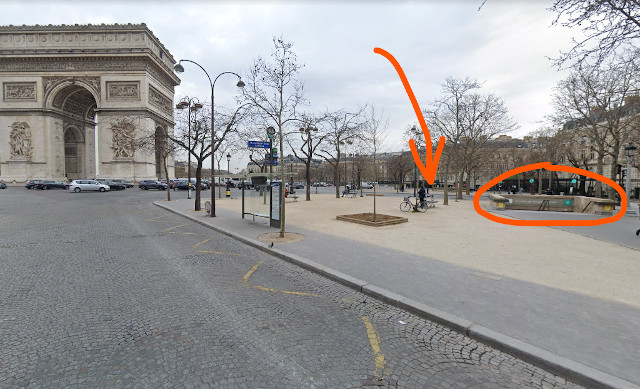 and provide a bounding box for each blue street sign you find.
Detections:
[248,141,271,148]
